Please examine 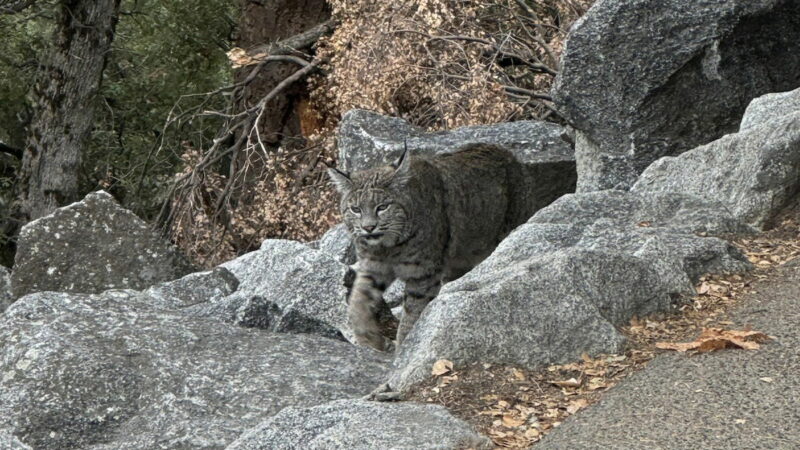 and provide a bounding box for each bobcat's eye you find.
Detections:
[349,206,362,214]
[376,204,390,213]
